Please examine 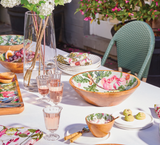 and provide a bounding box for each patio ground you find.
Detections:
[0,22,159,87]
